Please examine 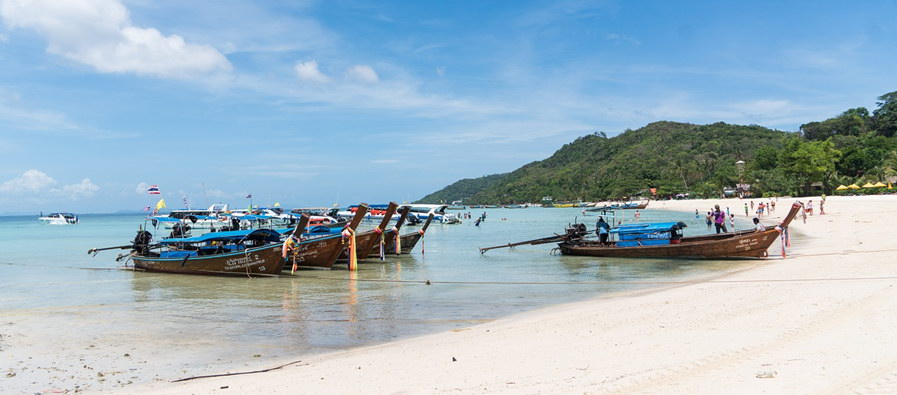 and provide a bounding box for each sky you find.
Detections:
[1,0,896,214]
